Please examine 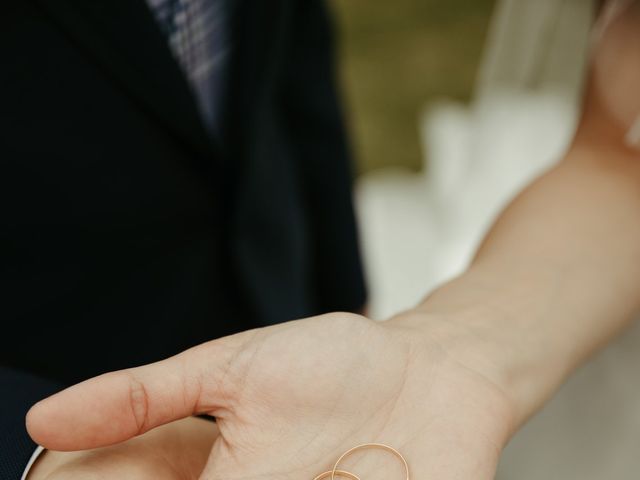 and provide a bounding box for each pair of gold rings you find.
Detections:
[313,443,410,480]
